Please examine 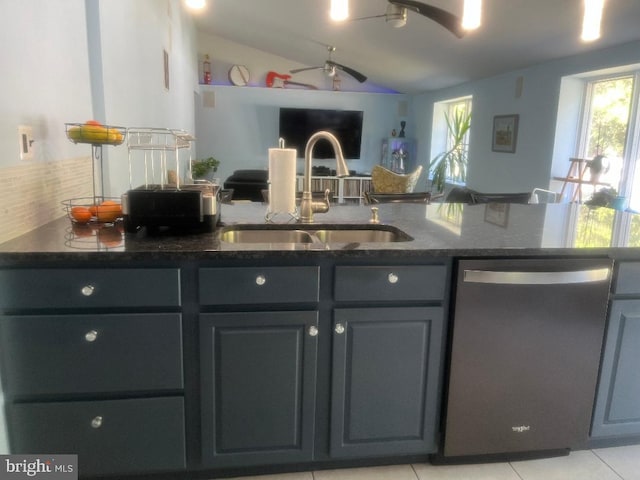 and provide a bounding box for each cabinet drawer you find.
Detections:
[0,313,183,397]
[334,265,447,302]
[0,268,181,310]
[7,397,186,476]
[200,267,320,305]
[615,262,640,295]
